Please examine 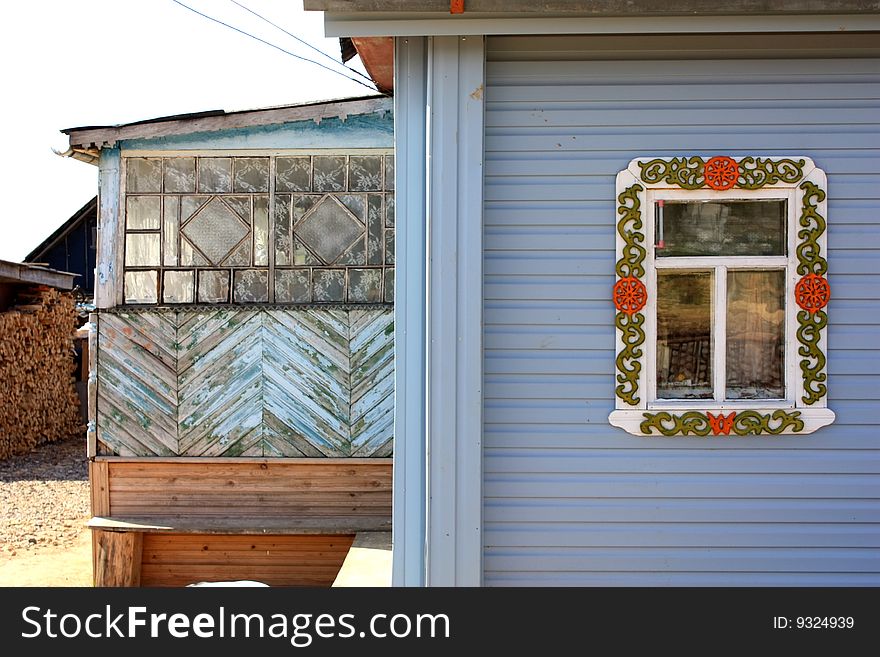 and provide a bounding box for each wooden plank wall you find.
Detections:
[104,458,393,522]
[140,534,355,587]
[96,307,393,457]
[94,458,391,587]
